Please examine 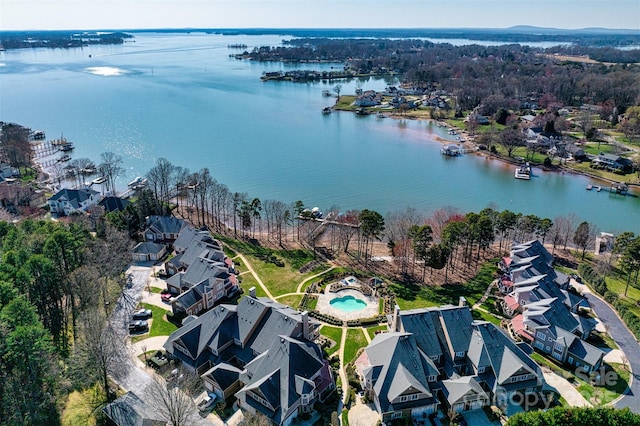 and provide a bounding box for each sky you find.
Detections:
[1,0,639,31]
